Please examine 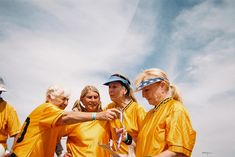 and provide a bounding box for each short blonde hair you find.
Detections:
[46,85,70,101]
[135,68,182,102]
